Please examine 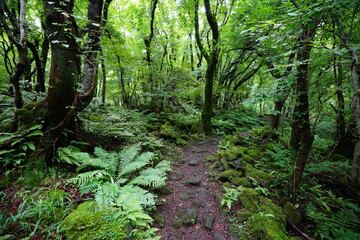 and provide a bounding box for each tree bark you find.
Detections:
[44,0,80,137]
[194,0,220,135]
[290,22,318,194]
[0,0,28,110]
[78,0,105,110]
